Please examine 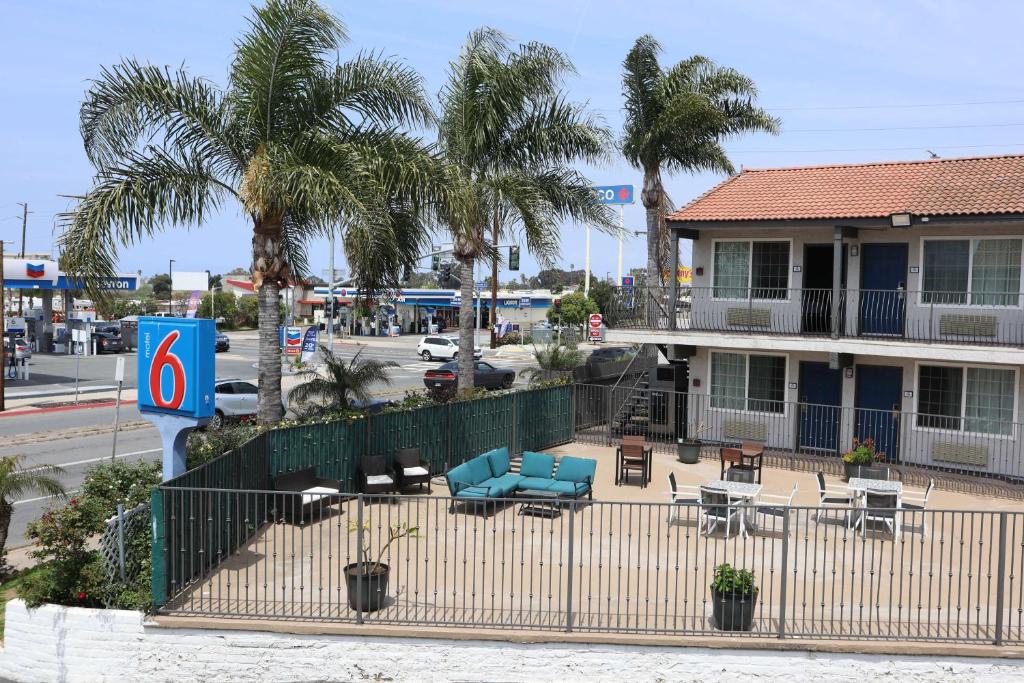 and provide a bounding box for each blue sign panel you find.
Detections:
[592,185,634,205]
[138,317,215,419]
